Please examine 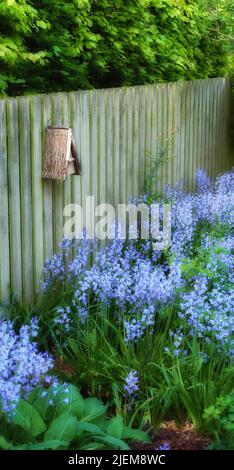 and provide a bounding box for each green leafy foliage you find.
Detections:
[0,383,150,450]
[10,399,46,437]
[203,392,234,450]
[44,412,78,442]
[0,0,233,96]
